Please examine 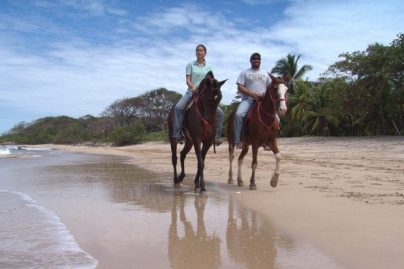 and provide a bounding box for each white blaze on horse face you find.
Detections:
[277,83,288,116]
